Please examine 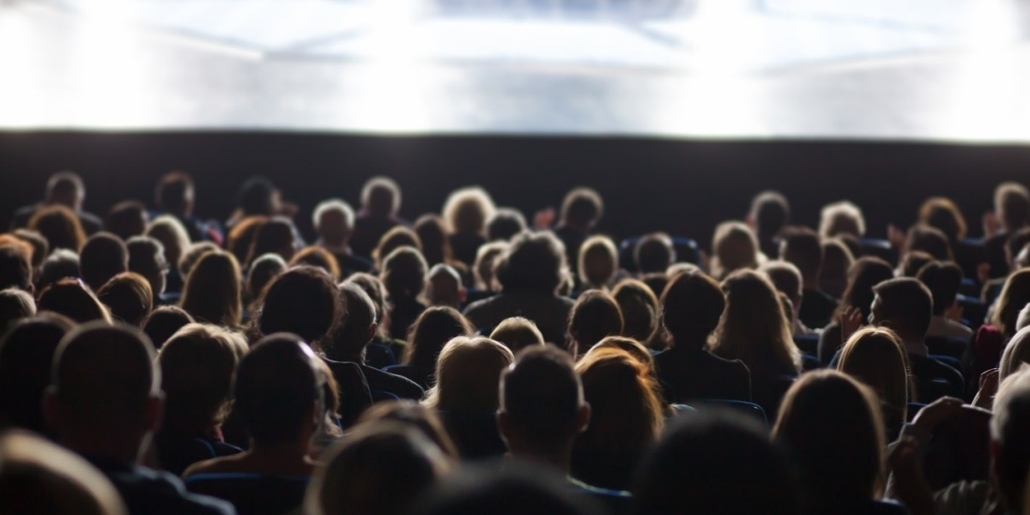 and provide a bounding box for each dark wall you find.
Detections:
[2,131,1028,247]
